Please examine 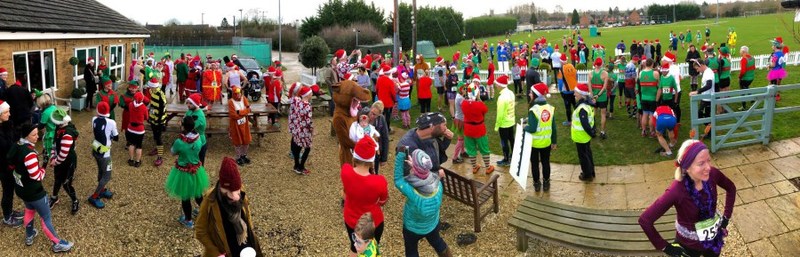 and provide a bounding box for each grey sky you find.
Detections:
[97,0,741,26]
